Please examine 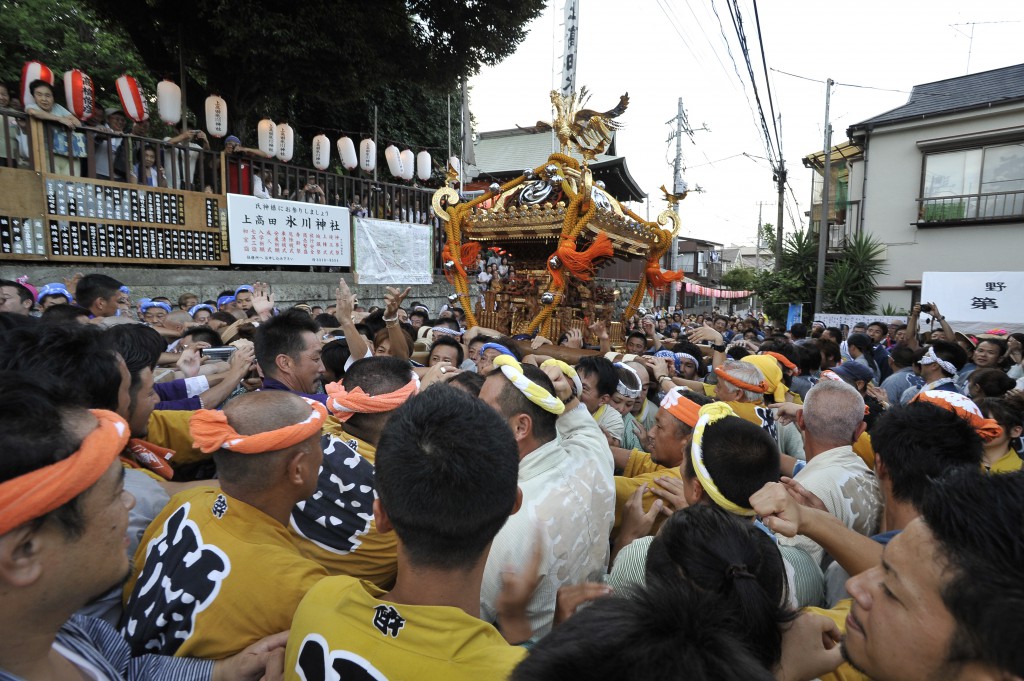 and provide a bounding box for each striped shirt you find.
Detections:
[0,615,214,681]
